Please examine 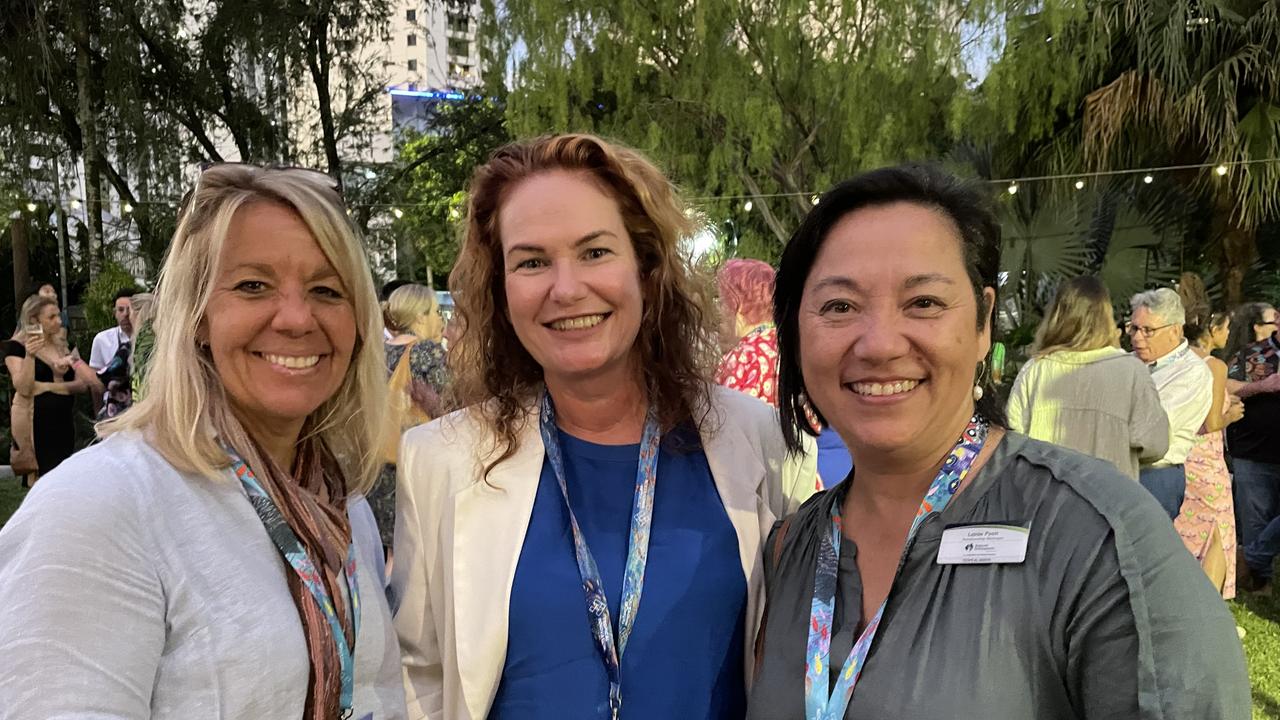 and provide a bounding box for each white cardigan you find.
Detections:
[391,385,817,720]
